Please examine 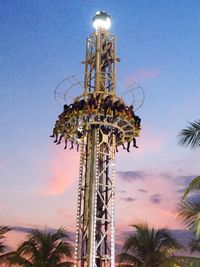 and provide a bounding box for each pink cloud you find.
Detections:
[5,230,27,251]
[125,69,159,85]
[115,167,184,230]
[43,147,80,196]
[137,127,164,154]
[118,126,167,156]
